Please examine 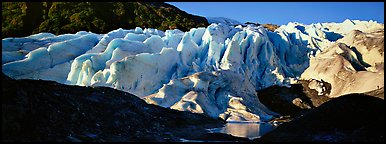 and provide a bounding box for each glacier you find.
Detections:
[206,17,243,26]
[2,19,384,122]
